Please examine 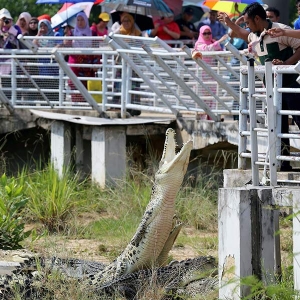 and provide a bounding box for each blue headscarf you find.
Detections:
[38,19,55,47]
